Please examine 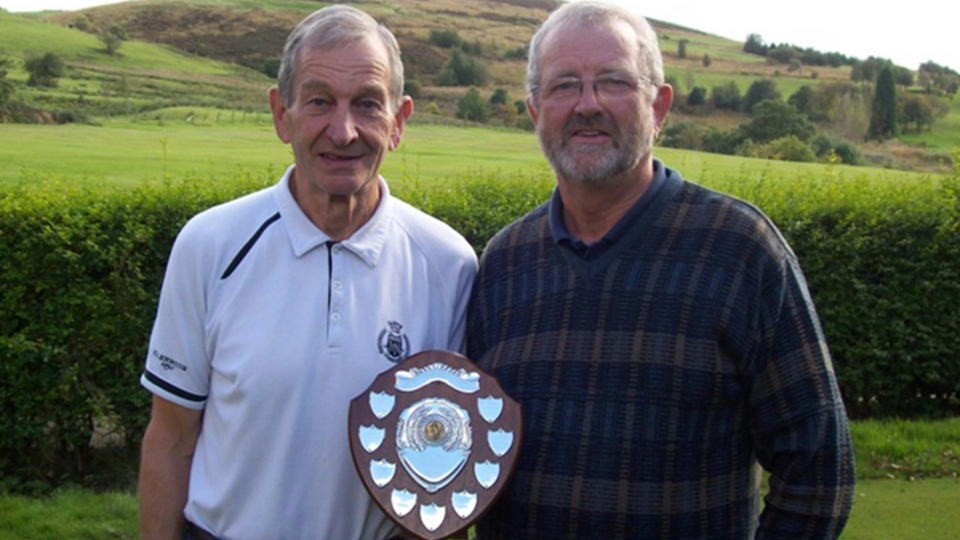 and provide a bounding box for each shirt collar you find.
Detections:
[549,159,669,258]
[273,165,392,267]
